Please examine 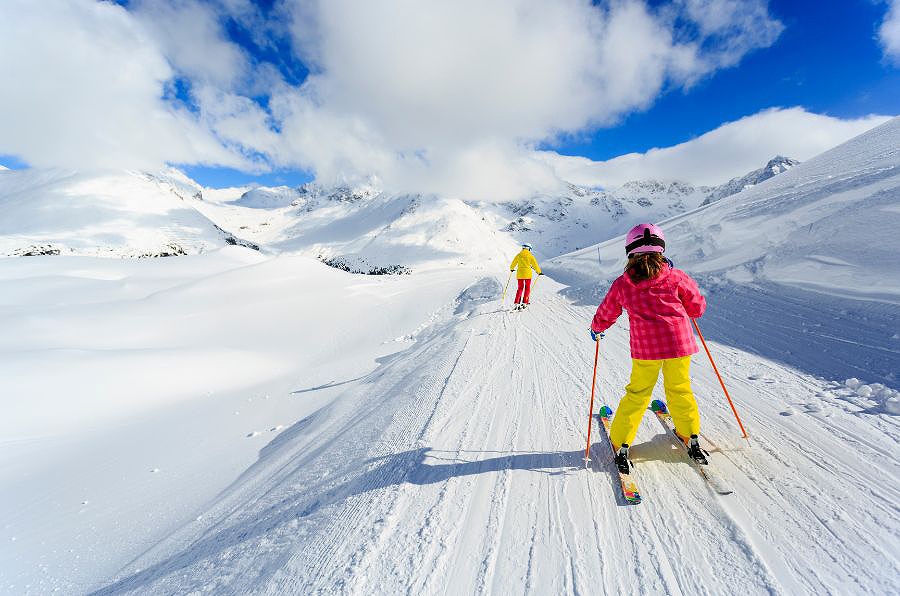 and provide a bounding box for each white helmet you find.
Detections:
[522,243,533,251]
